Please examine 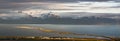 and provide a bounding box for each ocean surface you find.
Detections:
[0,24,119,38]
